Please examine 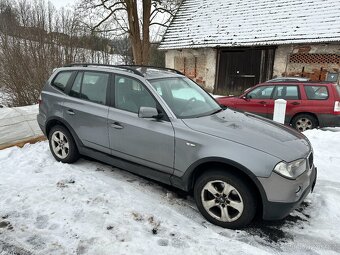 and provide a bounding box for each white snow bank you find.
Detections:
[0,129,339,254]
[0,104,42,146]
